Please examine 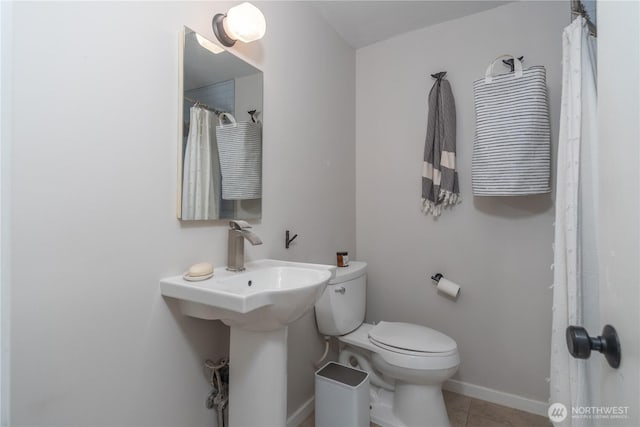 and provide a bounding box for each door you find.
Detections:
[597,0,639,424]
